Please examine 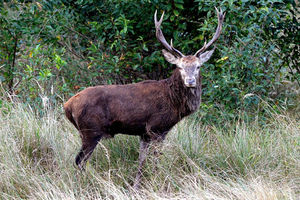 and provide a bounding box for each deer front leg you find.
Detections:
[151,132,168,175]
[152,130,168,156]
[133,139,150,190]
